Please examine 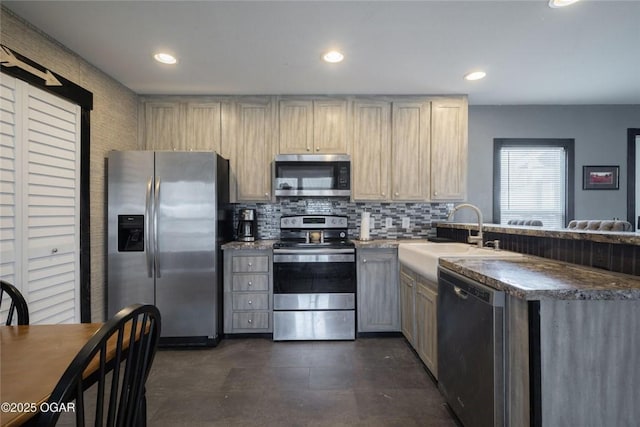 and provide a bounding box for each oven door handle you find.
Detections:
[273,248,355,255]
[273,254,355,263]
